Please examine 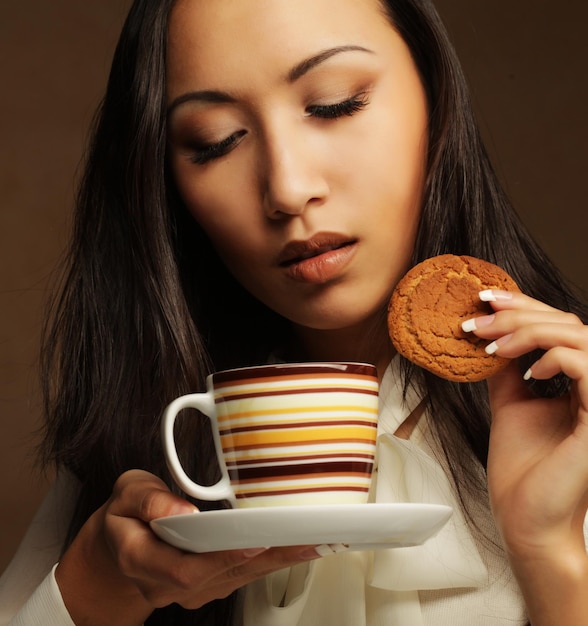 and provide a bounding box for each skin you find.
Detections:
[53,0,588,624]
[463,292,588,624]
[166,0,428,374]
